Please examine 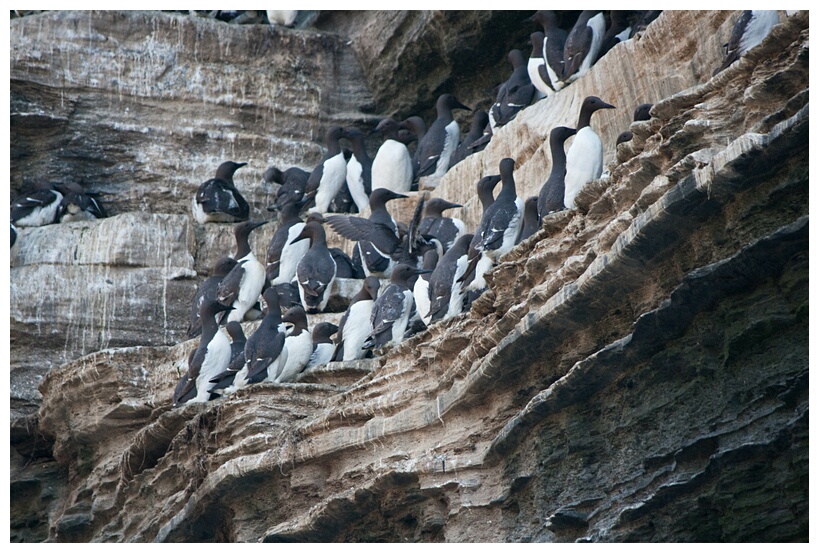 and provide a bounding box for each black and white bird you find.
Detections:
[173,298,233,406]
[306,322,339,369]
[529,10,568,94]
[275,306,313,383]
[333,276,380,362]
[292,220,337,314]
[460,158,524,294]
[428,232,473,324]
[325,188,407,278]
[11,179,64,227]
[305,126,348,214]
[415,94,471,180]
[187,256,240,338]
[527,32,552,100]
[342,127,373,214]
[537,126,577,220]
[595,11,633,63]
[713,10,779,75]
[56,182,106,222]
[364,264,431,352]
[371,118,413,194]
[413,249,439,326]
[418,197,465,253]
[266,200,308,286]
[206,321,247,399]
[264,166,310,211]
[560,11,606,86]
[489,49,535,130]
[226,288,289,392]
[449,110,490,169]
[217,220,267,323]
[192,161,250,224]
[267,10,297,27]
[564,96,616,210]
[172,350,198,407]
